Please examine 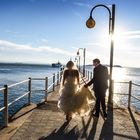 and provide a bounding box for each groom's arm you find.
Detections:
[84,78,94,88]
[75,70,80,86]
